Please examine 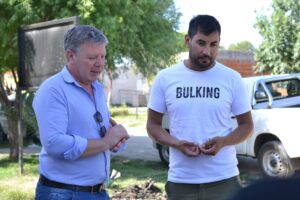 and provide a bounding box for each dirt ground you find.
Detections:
[109,157,263,200]
[111,179,166,200]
